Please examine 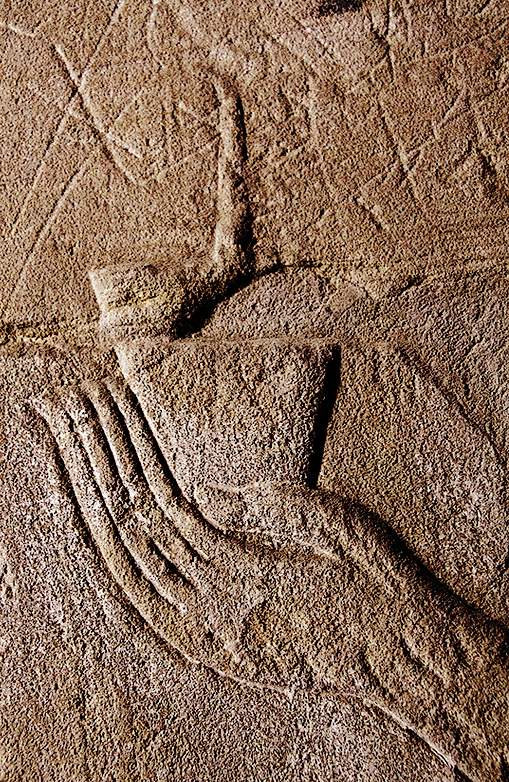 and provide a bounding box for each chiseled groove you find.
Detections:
[83,379,169,527]
[149,536,194,589]
[32,389,296,697]
[56,386,201,602]
[84,379,212,588]
[30,391,207,660]
[366,698,462,777]
[104,375,223,560]
[308,347,341,488]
